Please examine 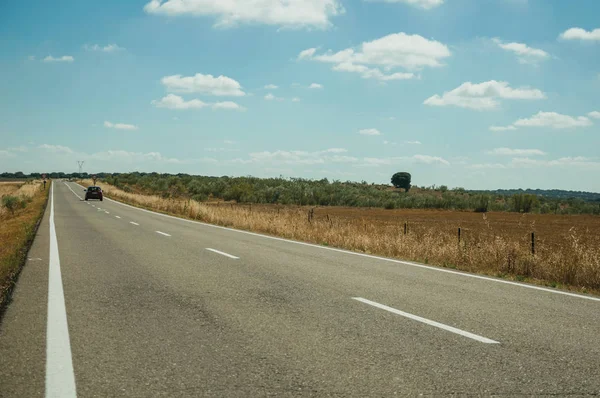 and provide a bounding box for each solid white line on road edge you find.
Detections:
[63,182,82,200]
[156,231,171,237]
[115,216,121,219]
[46,182,77,397]
[130,221,139,226]
[71,183,600,302]
[352,297,500,344]
[206,248,240,259]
